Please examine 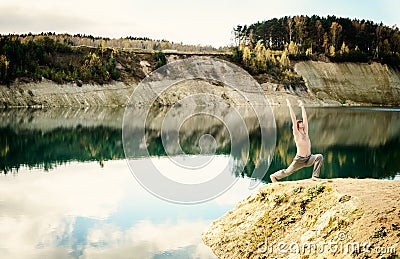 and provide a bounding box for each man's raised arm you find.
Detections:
[286,99,297,130]
[298,100,308,134]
